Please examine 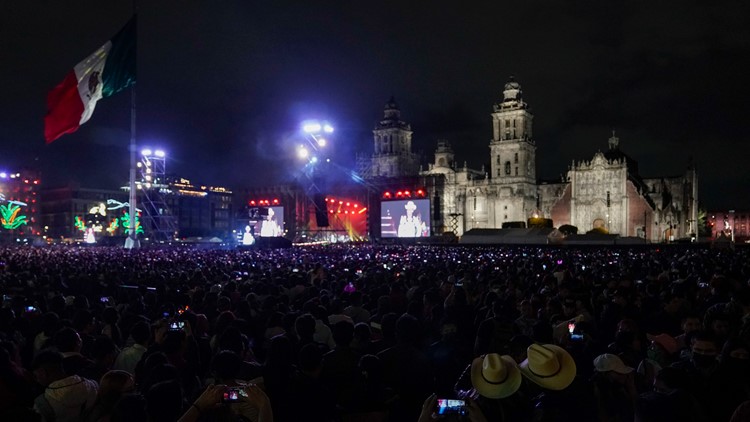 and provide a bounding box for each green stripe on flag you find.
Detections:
[102,15,137,98]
